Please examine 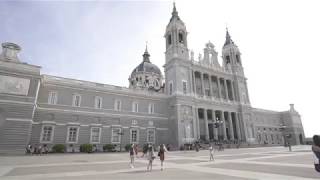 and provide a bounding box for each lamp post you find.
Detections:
[214,116,224,150]
[279,124,291,152]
